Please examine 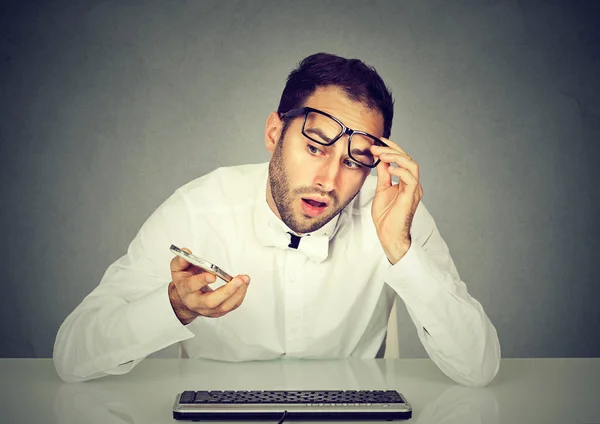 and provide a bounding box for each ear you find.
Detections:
[265,112,283,154]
